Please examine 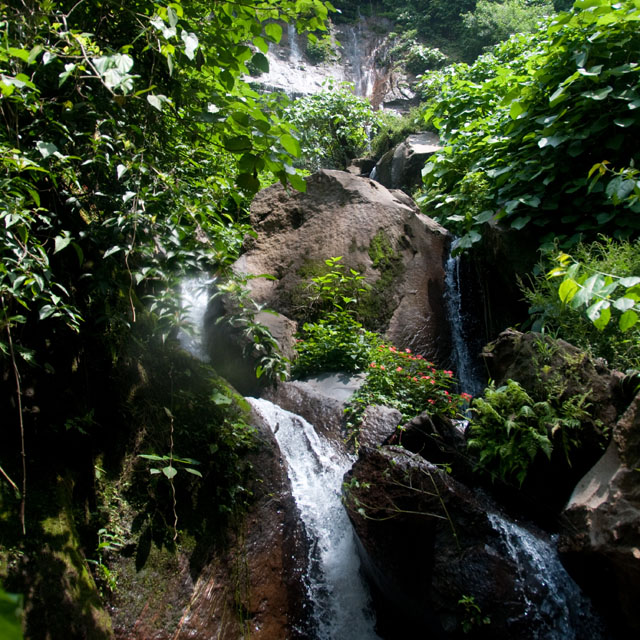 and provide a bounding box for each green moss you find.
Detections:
[359,230,405,328]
